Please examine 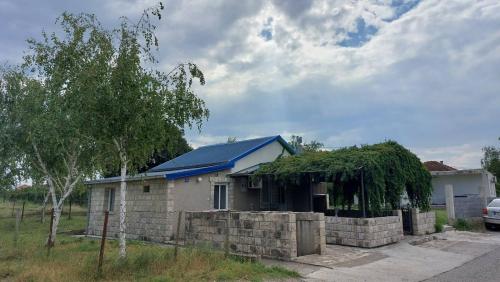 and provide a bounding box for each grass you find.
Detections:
[0,201,299,281]
[0,199,87,218]
[453,218,471,231]
[433,208,448,233]
[432,208,485,233]
[452,218,485,232]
